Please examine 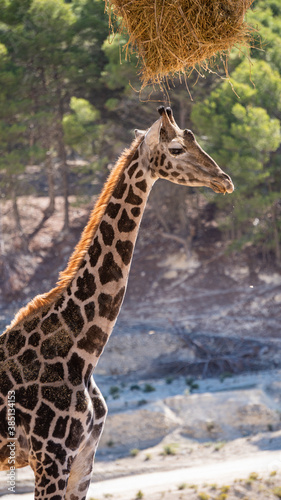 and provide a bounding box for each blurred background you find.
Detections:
[1,1,281,497]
